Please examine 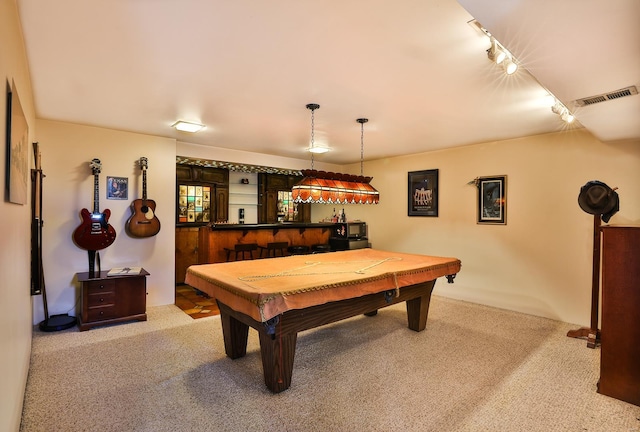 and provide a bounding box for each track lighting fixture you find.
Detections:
[487,37,518,76]
[487,39,506,64]
[474,20,573,124]
[551,101,575,124]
